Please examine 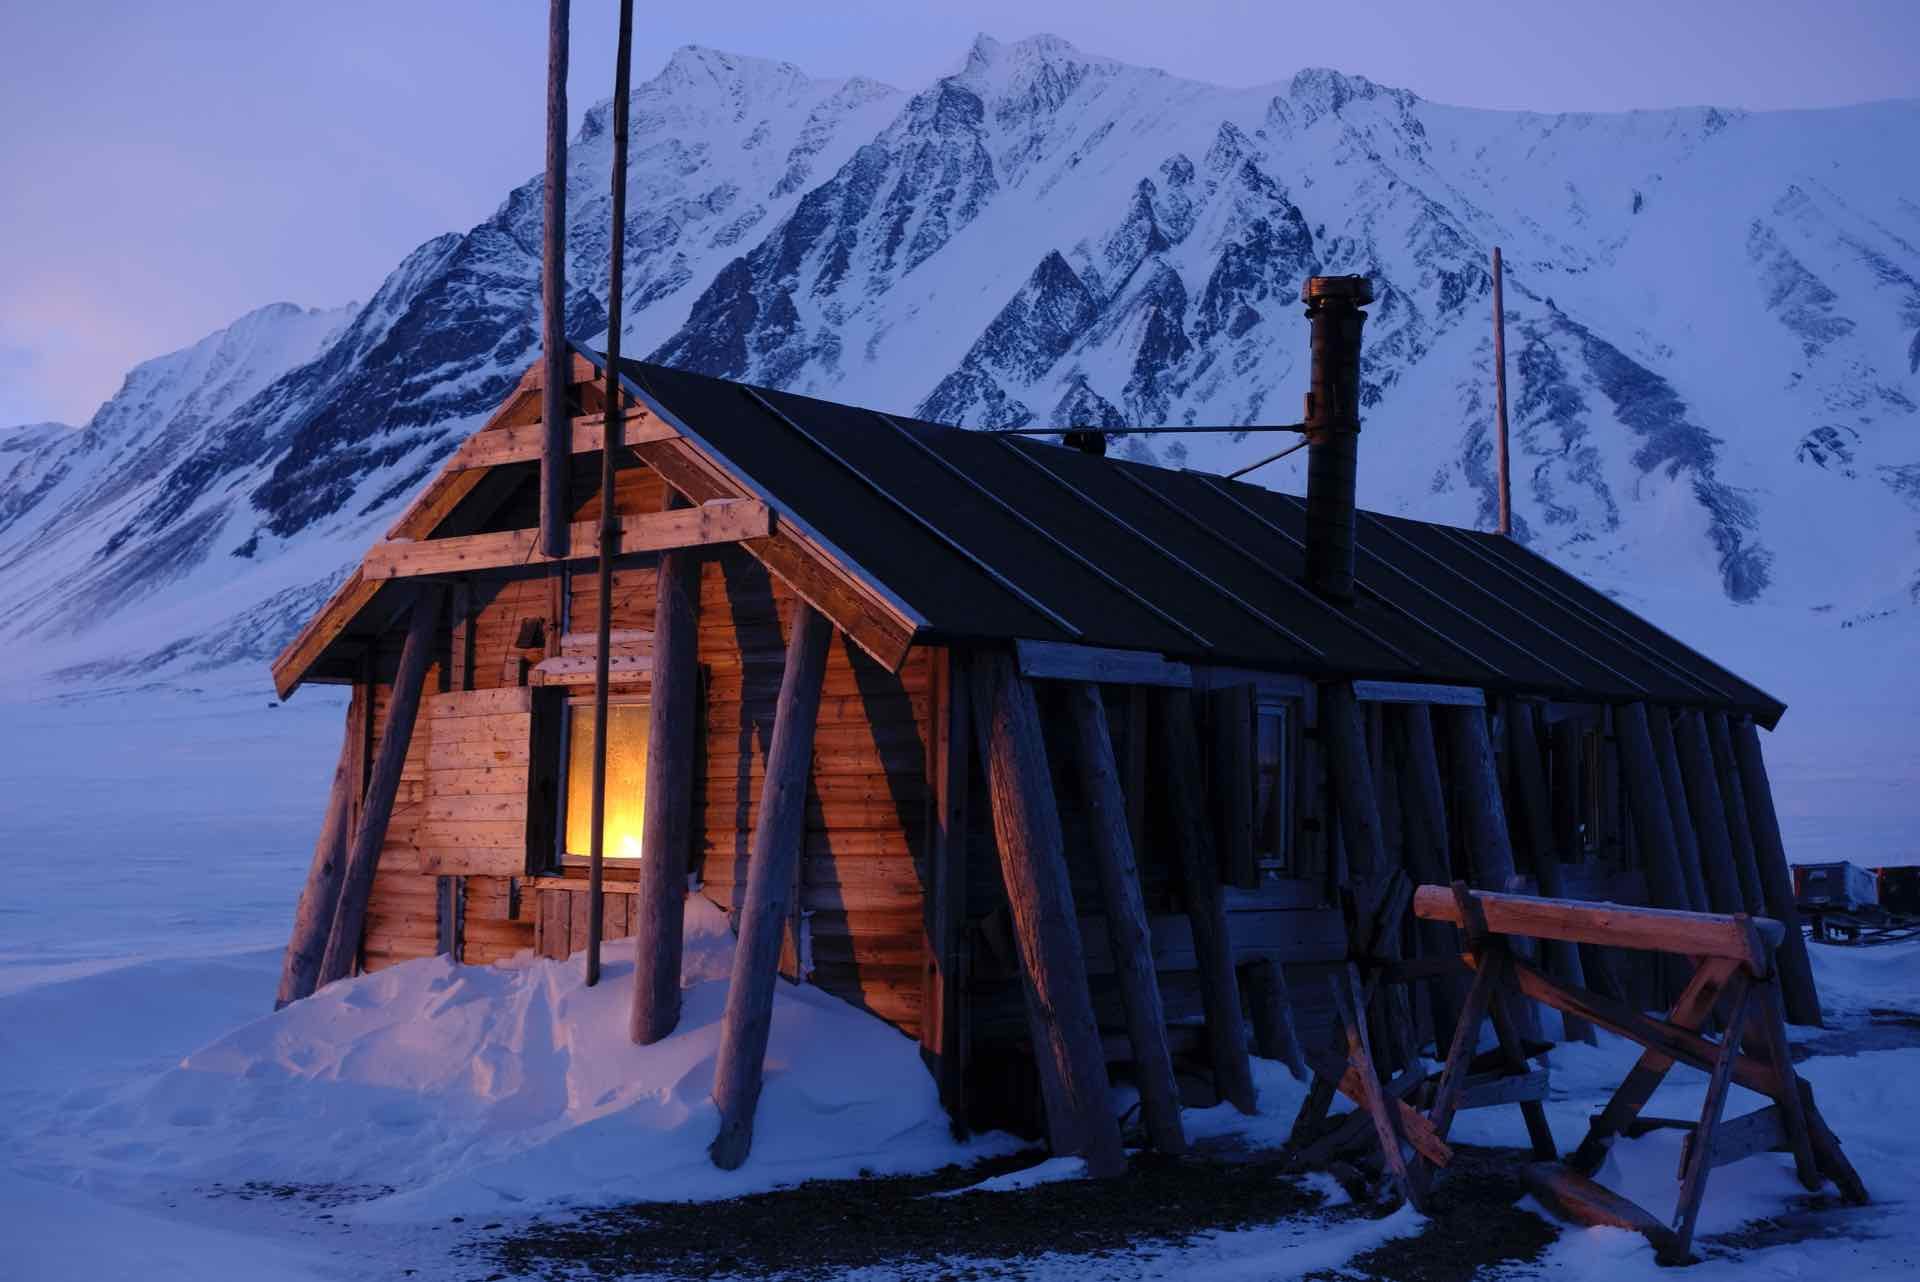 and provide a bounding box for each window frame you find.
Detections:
[553,691,653,870]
